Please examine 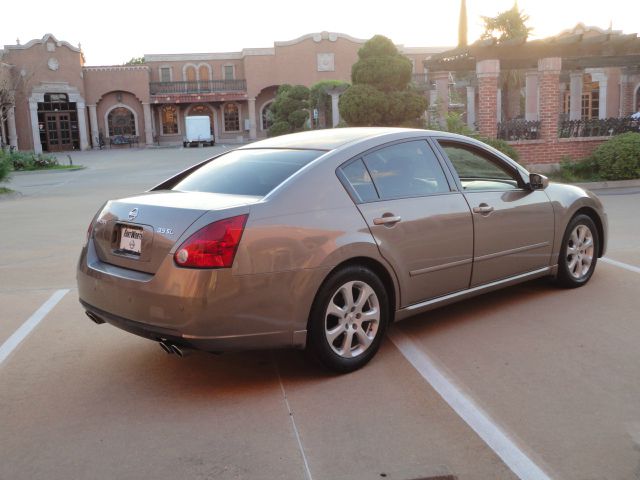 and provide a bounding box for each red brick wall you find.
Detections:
[509,137,608,167]
[477,76,498,138]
